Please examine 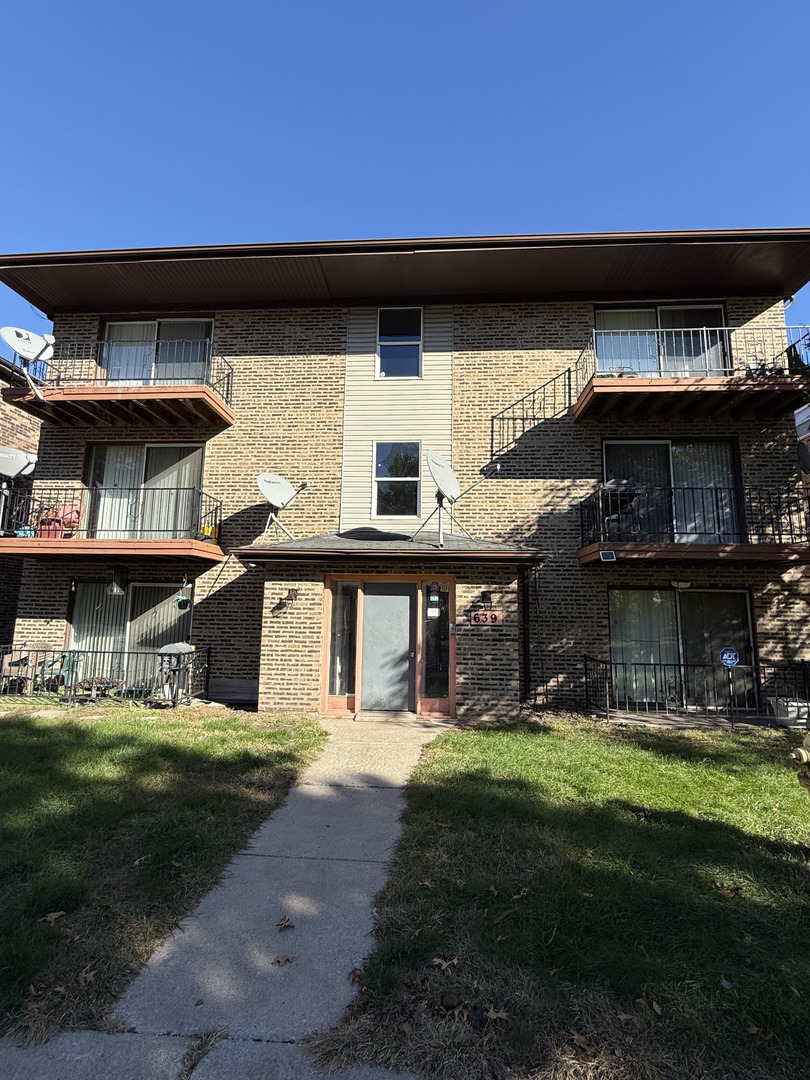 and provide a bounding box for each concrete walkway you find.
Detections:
[0,715,450,1080]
